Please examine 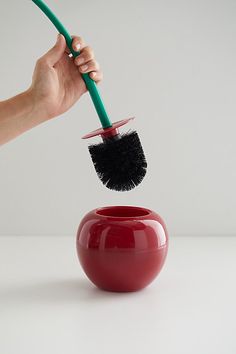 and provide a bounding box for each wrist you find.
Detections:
[25,88,50,123]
